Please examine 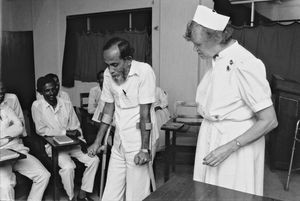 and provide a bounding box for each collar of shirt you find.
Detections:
[41,97,63,113]
[214,40,239,61]
[0,104,9,120]
[0,93,13,106]
[127,60,140,78]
